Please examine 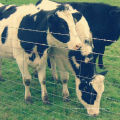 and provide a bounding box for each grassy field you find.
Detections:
[0,0,120,120]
